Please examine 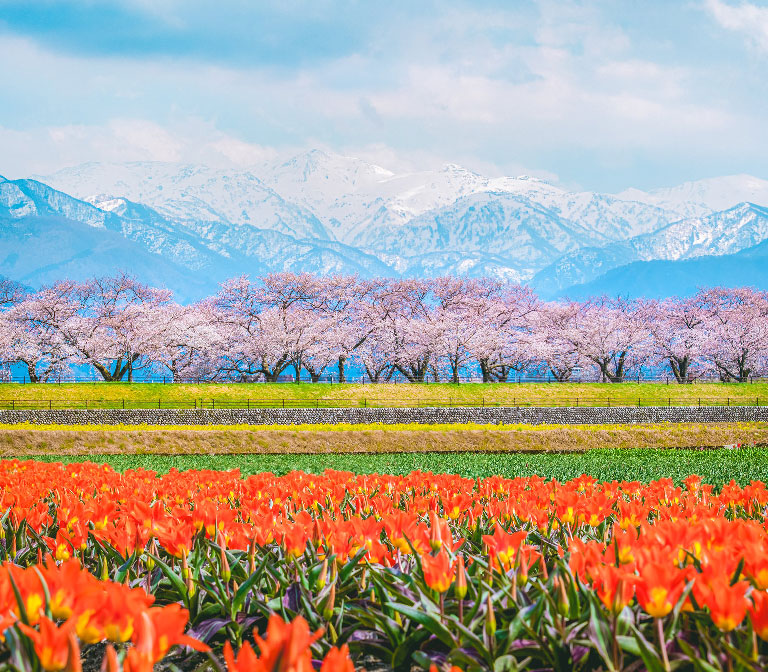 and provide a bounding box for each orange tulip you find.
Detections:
[320,644,355,672]
[635,562,687,618]
[225,614,323,672]
[483,527,528,571]
[143,604,209,661]
[455,554,467,600]
[748,590,768,641]
[694,574,750,632]
[18,616,74,672]
[592,564,636,615]
[224,640,261,672]
[422,549,455,593]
